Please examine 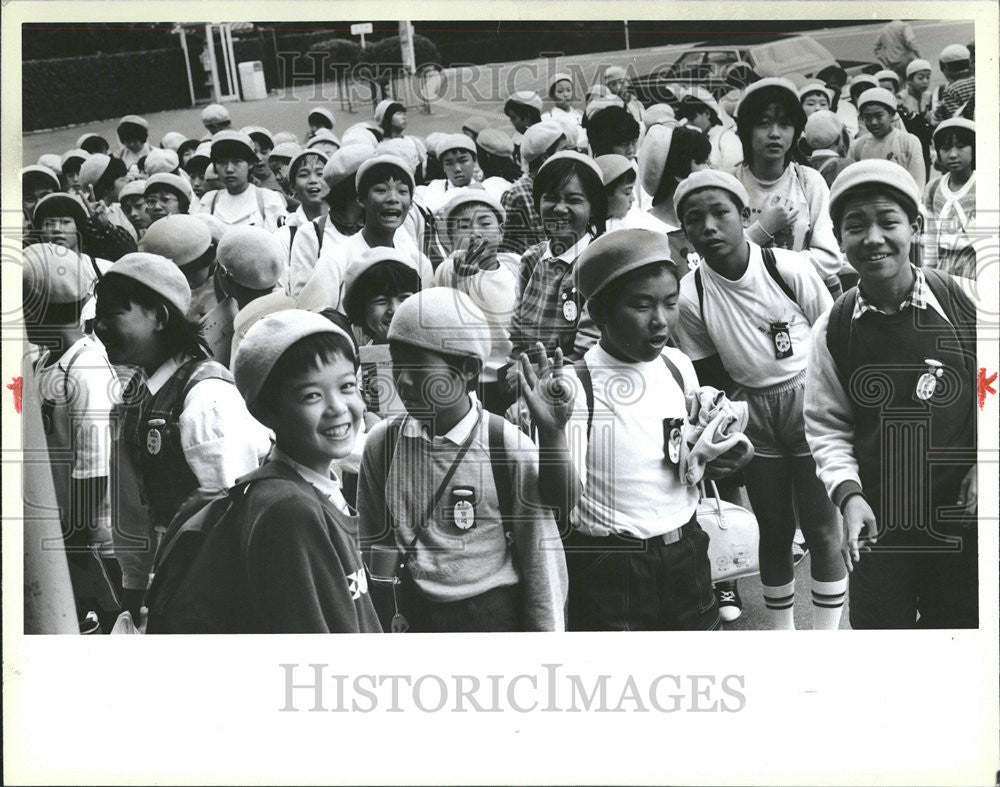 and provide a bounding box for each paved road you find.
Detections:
[21,19,973,164]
